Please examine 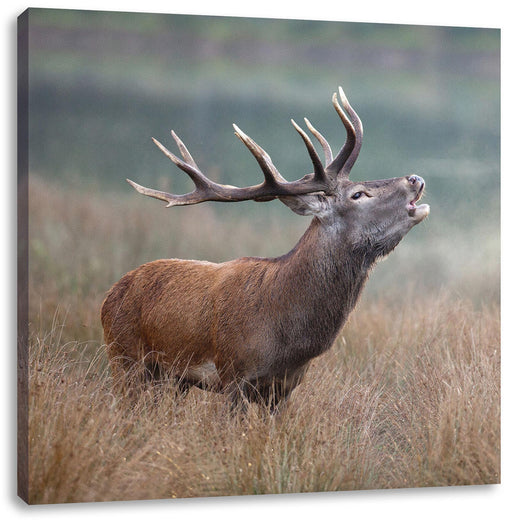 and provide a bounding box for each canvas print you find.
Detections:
[17,8,500,504]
